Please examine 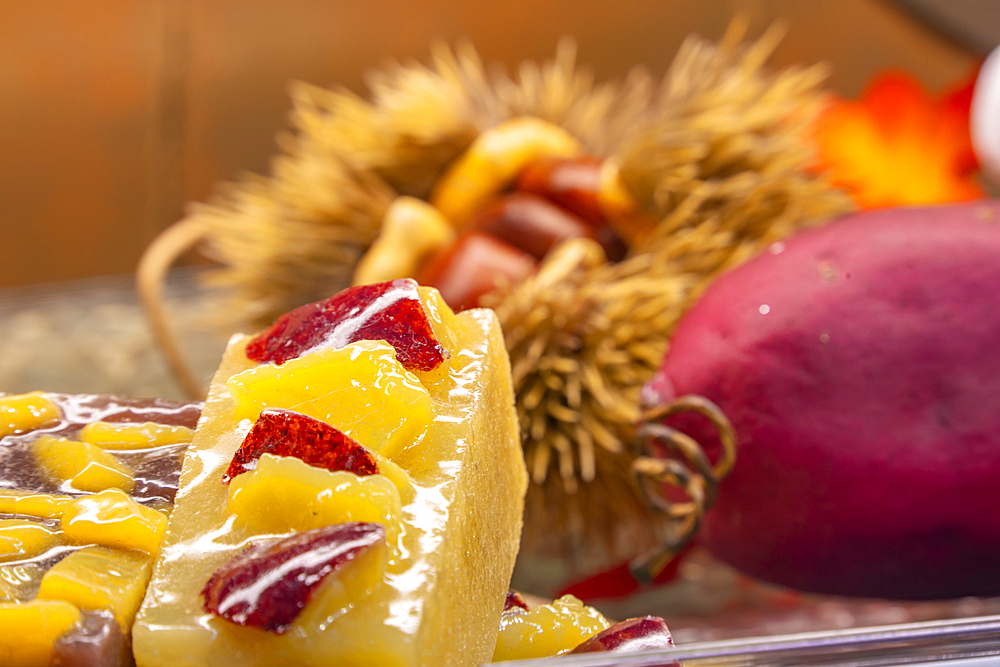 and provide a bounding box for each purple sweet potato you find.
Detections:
[642,201,1000,599]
